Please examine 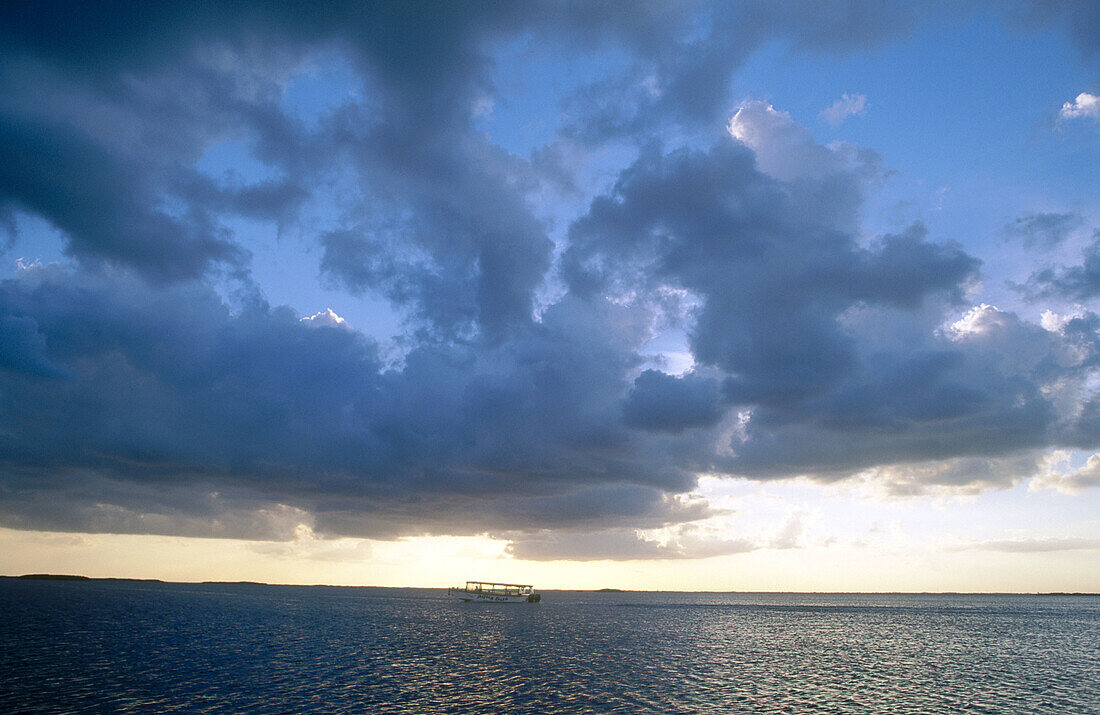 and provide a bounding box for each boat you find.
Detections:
[448,580,541,603]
